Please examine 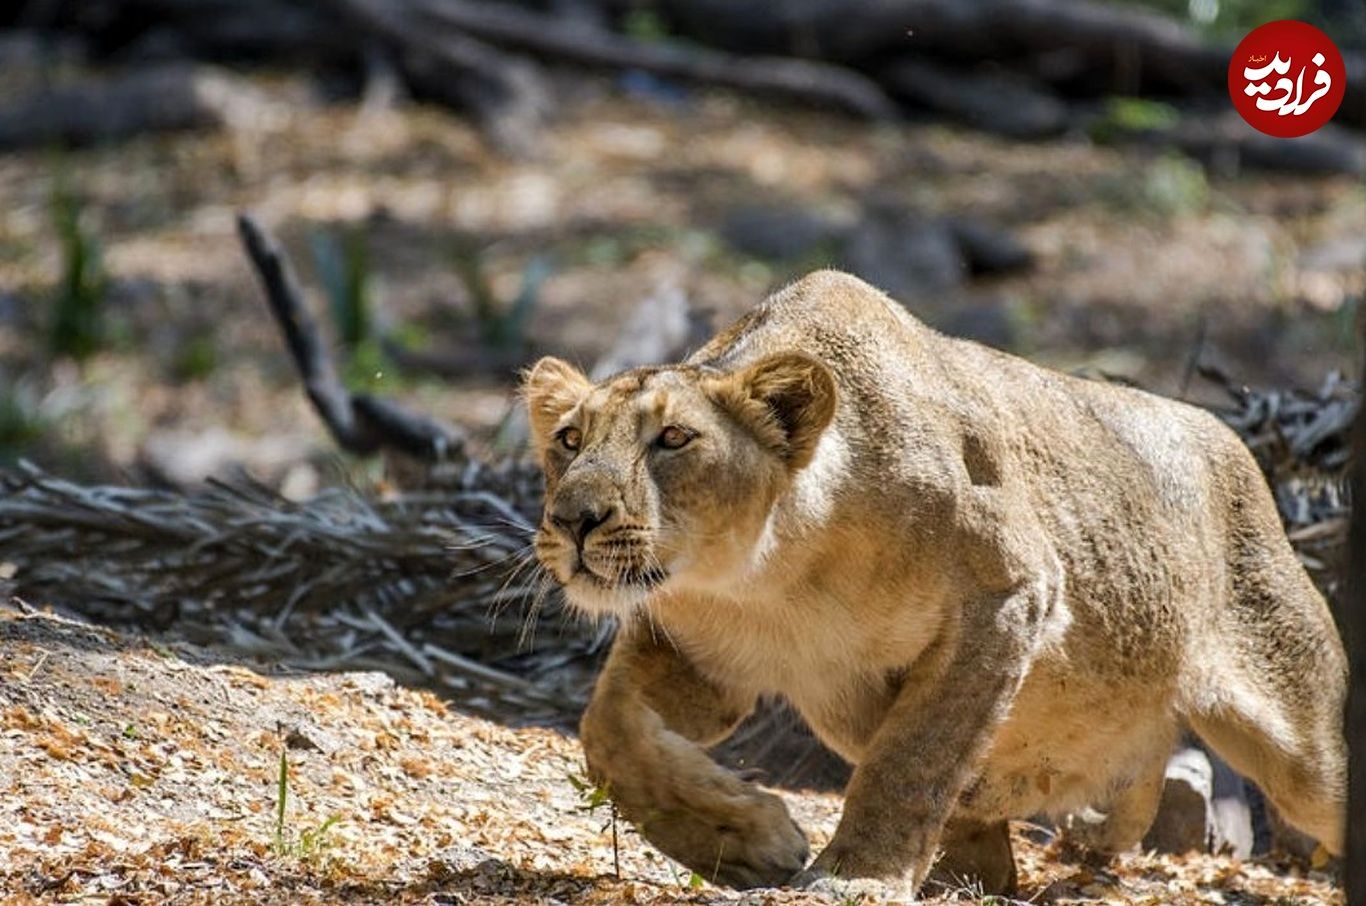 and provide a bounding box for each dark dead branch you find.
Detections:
[237,213,465,463]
